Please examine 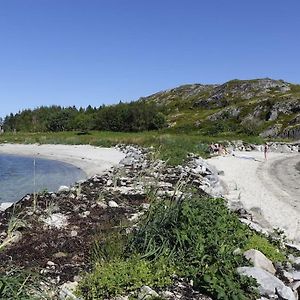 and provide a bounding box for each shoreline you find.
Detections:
[0,143,125,177]
[208,151,300,242]
[0,144,125,210]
